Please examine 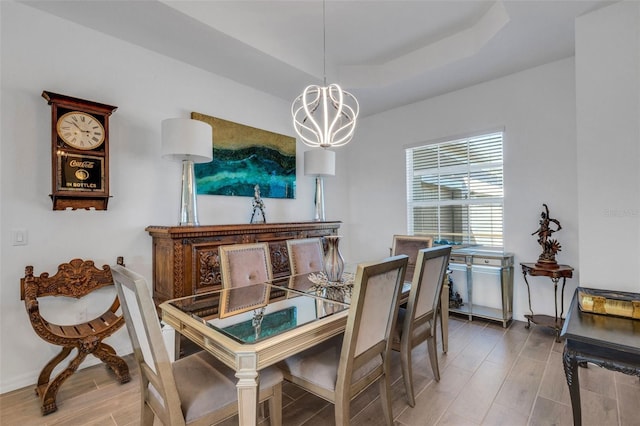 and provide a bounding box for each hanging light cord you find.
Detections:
[323,0,327,86]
